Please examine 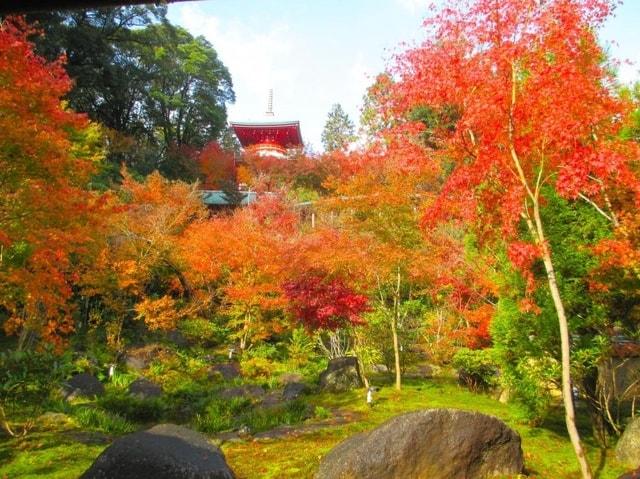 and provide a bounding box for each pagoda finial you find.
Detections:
[266,88,274,117]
